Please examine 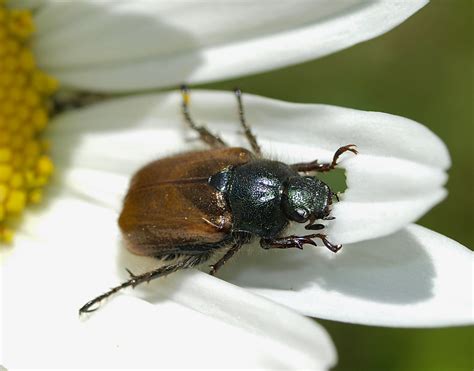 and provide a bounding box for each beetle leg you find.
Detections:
[314,233,343,252]
[180,84,228,148]
[260,235,316,250]
[209,240,244,276]
[260,233,342,253]
[79,253,211,315]
[234,88,262,157]
[291,144,358,172]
